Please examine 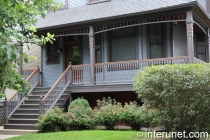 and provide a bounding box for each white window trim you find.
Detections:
[87,0,111,5]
